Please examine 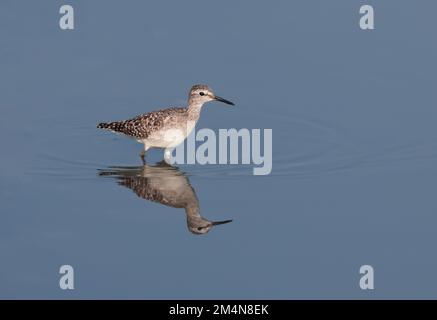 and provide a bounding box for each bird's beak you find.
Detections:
[213,95,235,106]
[211,219,233,226]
